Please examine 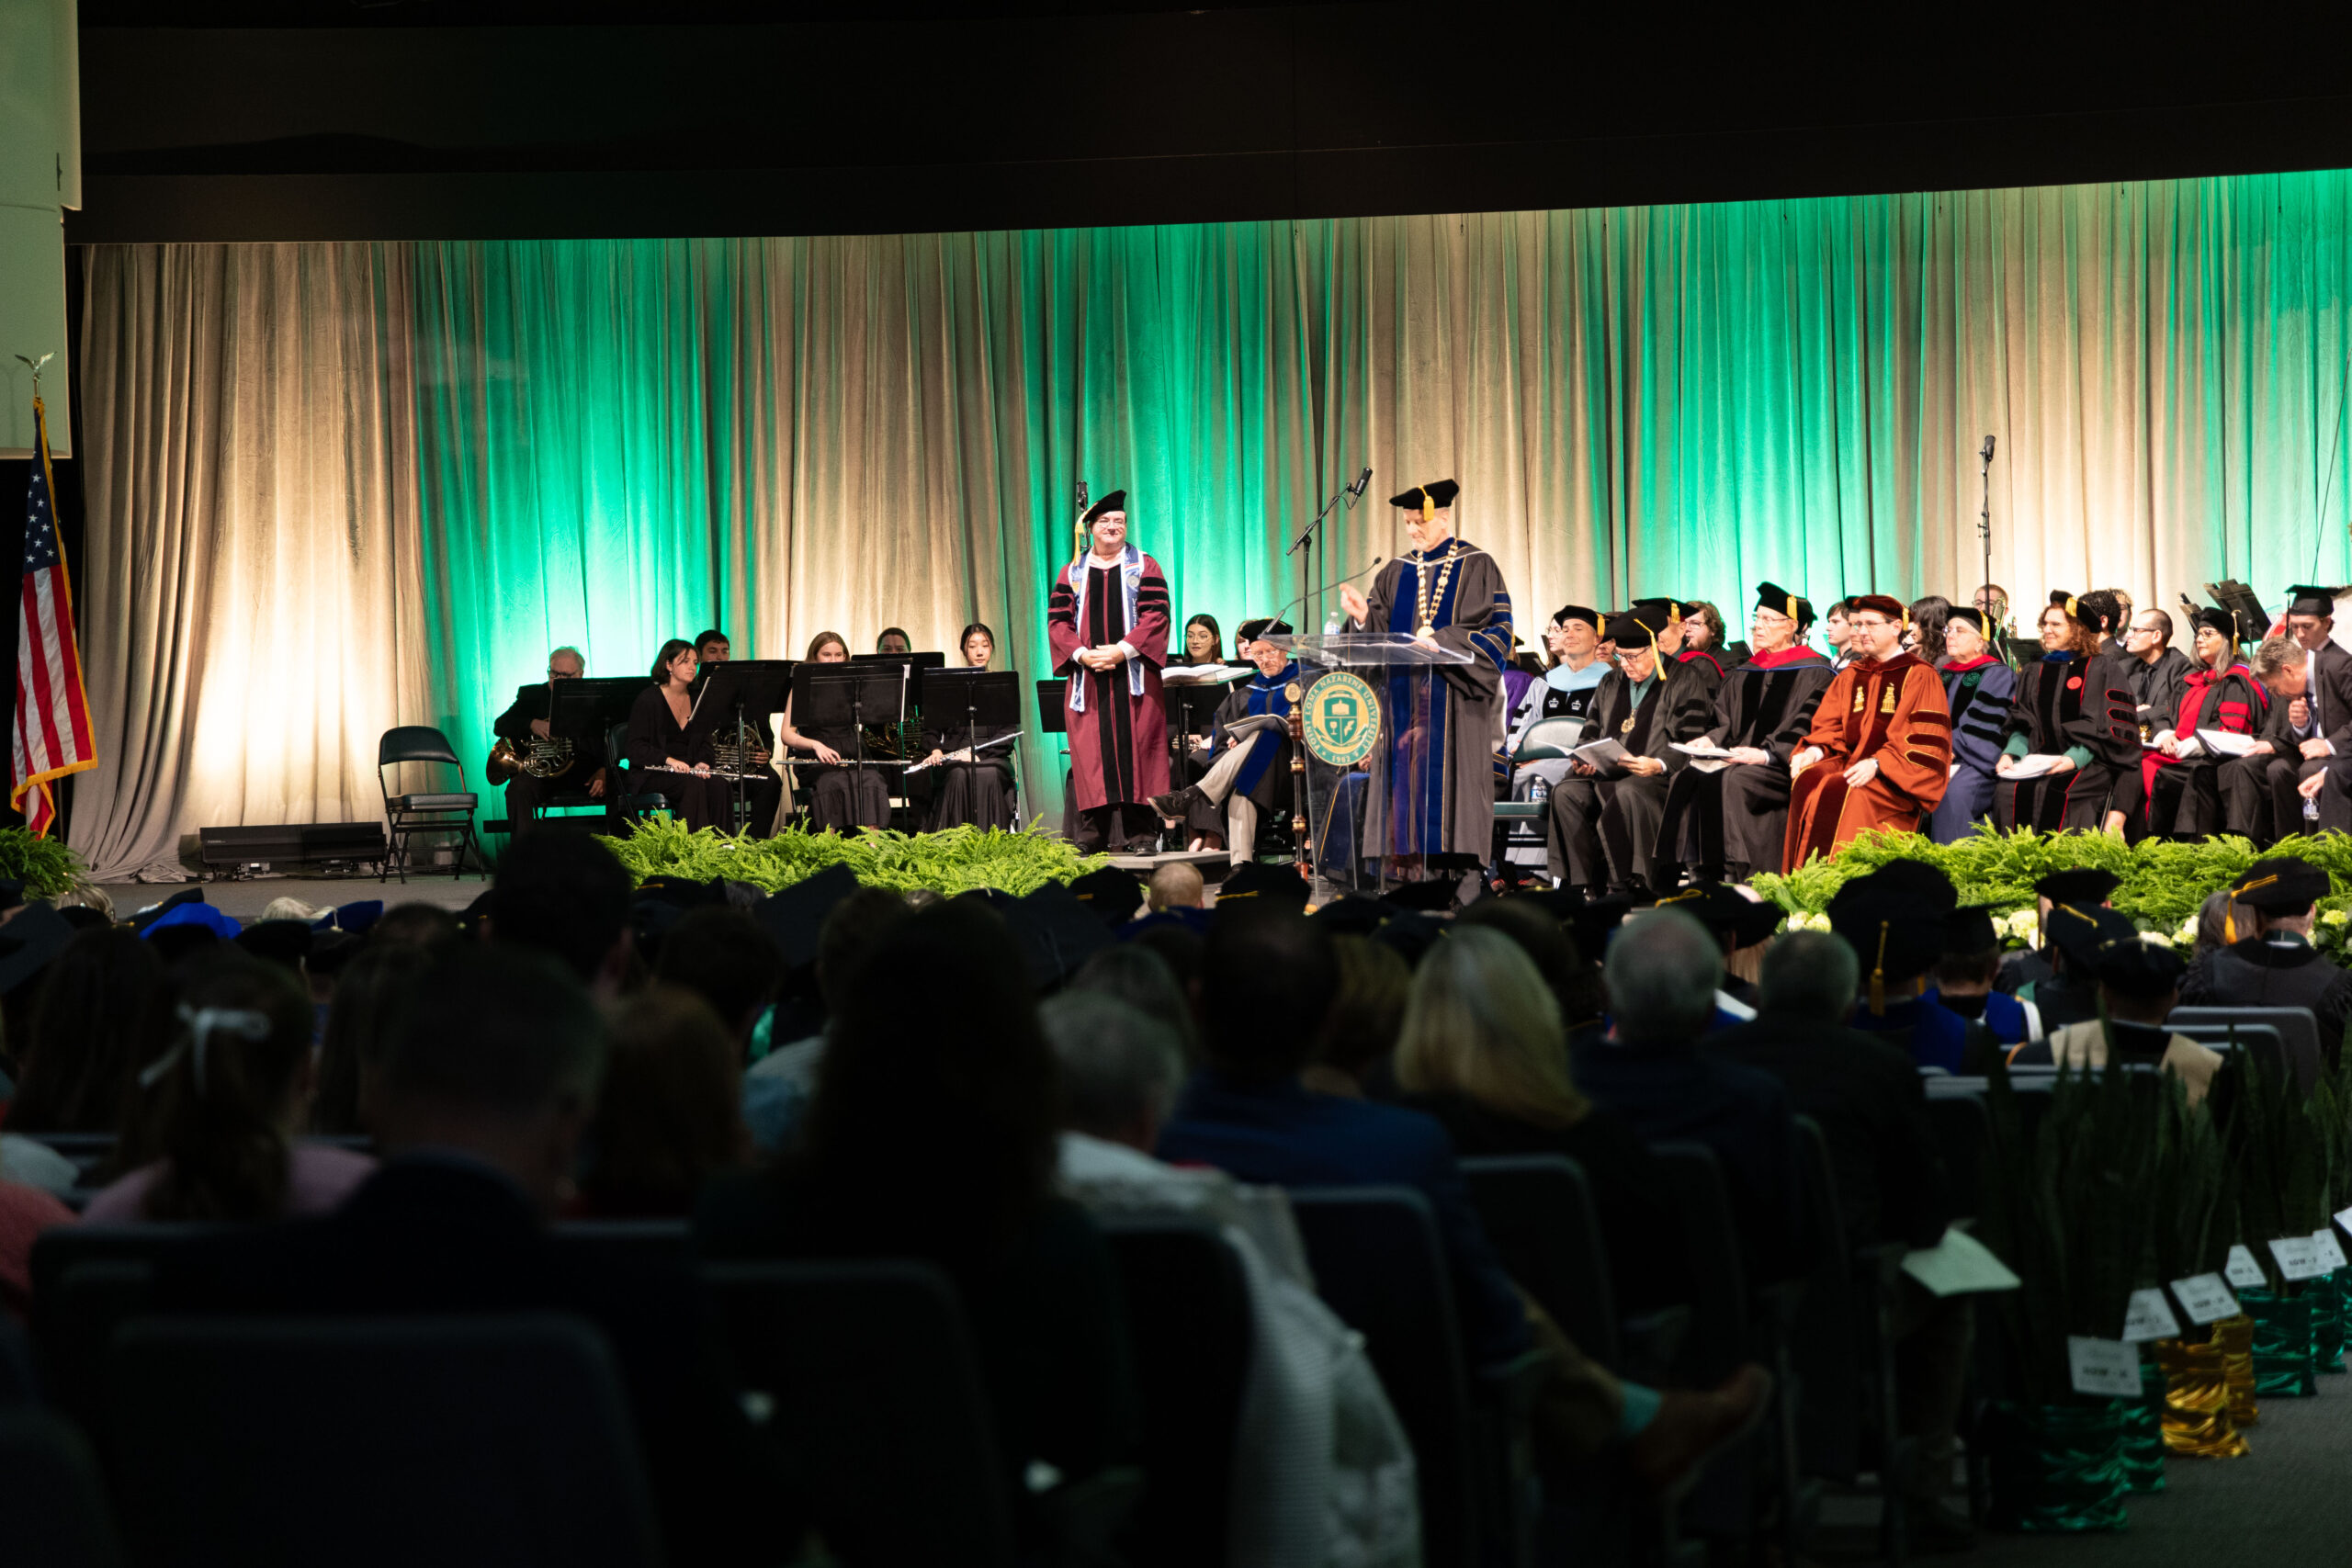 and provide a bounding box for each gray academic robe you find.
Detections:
[1348,540,1513,863]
